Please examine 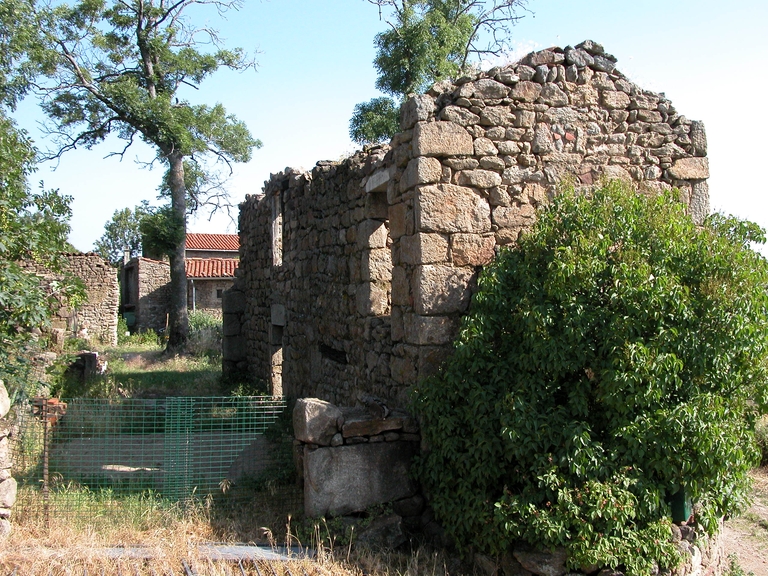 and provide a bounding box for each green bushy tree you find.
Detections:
[351,0,527,144]
[27,0,260,351]
[414,181,768,575]
[0,112,81,400]
[94,201,152,264]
